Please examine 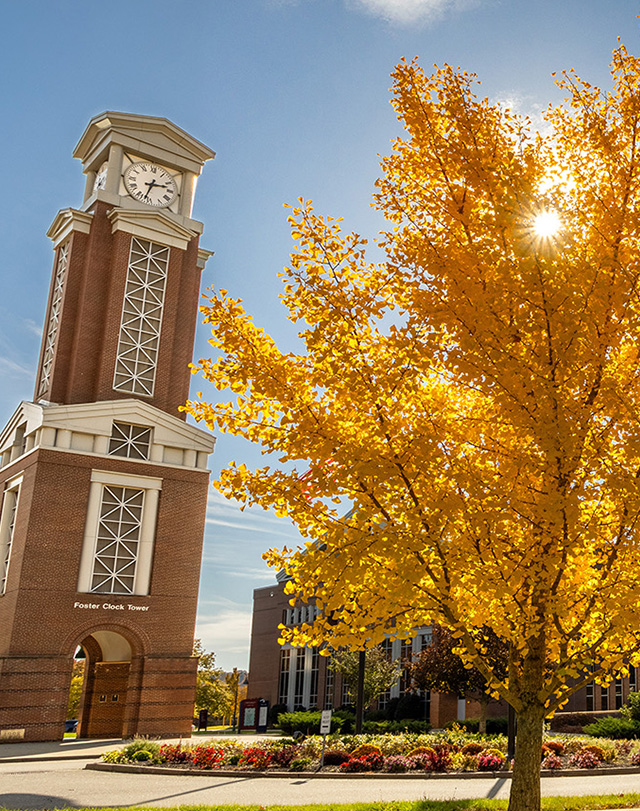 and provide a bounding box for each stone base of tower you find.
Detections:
[0,653,198,742]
